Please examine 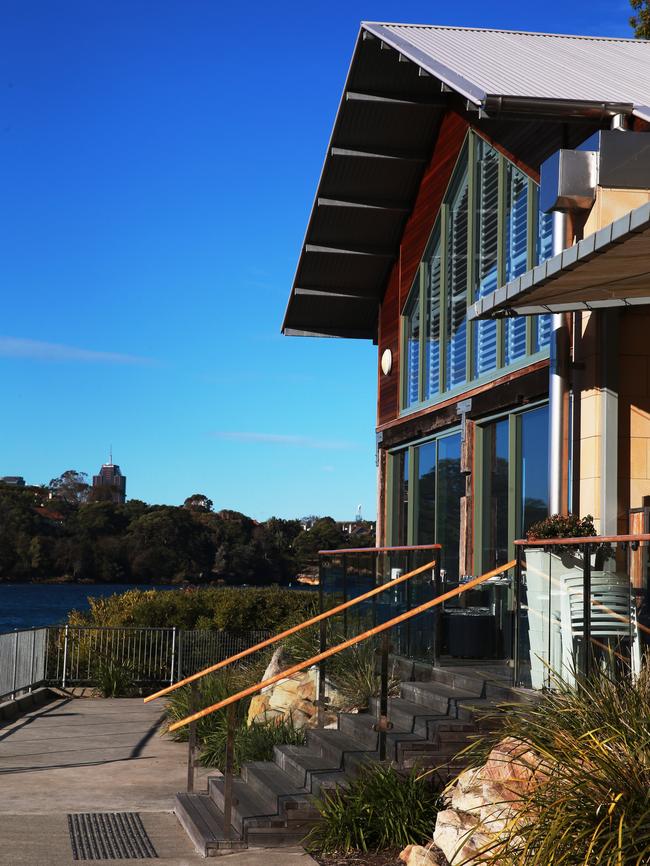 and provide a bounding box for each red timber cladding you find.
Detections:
[377,111,469,427]
[377,112,540,427]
